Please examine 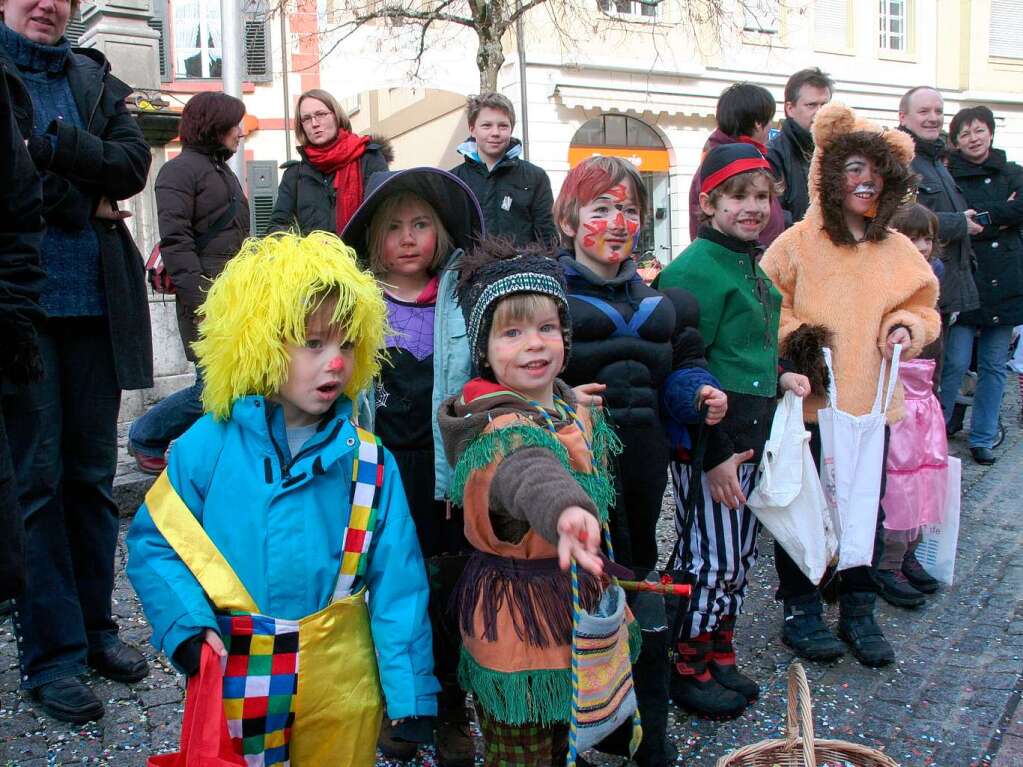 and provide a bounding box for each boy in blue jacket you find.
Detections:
[127,232,438,767]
